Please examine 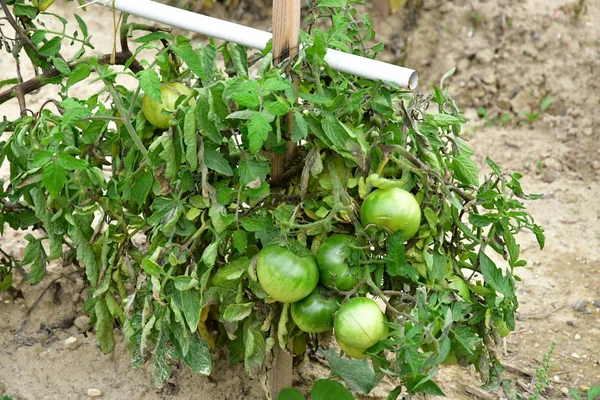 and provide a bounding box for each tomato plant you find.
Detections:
[0,0,545,397]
